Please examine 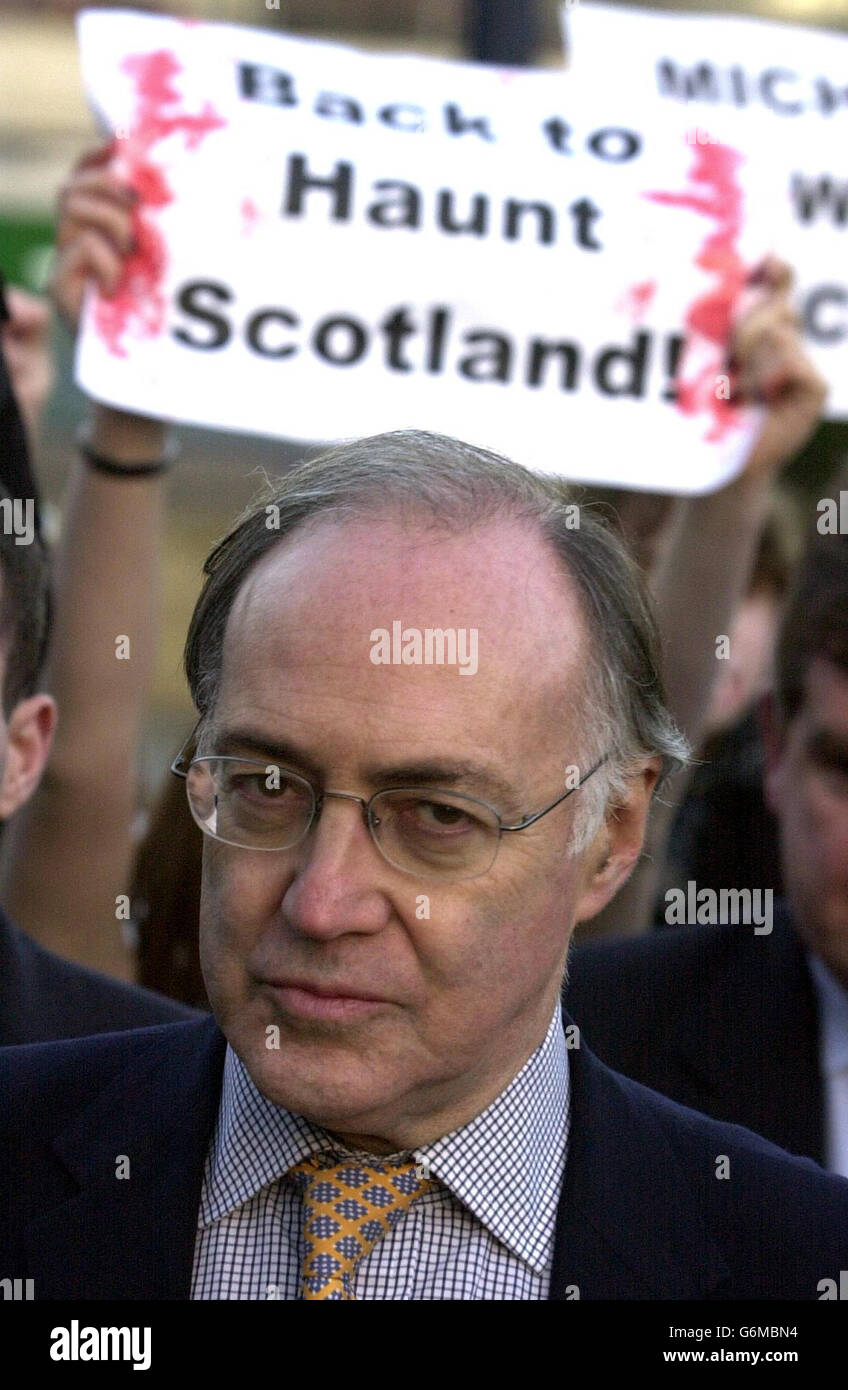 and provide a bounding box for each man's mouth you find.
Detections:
[261,978,389,1021]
